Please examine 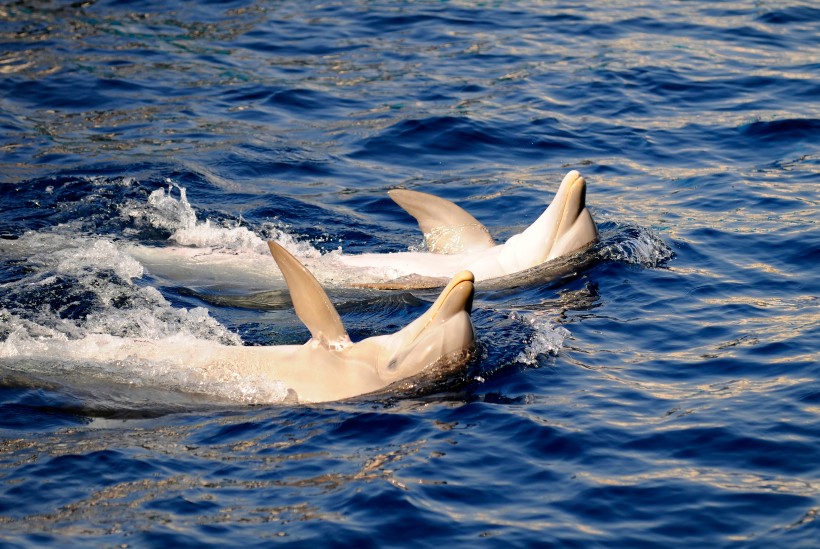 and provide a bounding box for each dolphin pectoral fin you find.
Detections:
[388,189,496,254]
[268,241,350,348]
